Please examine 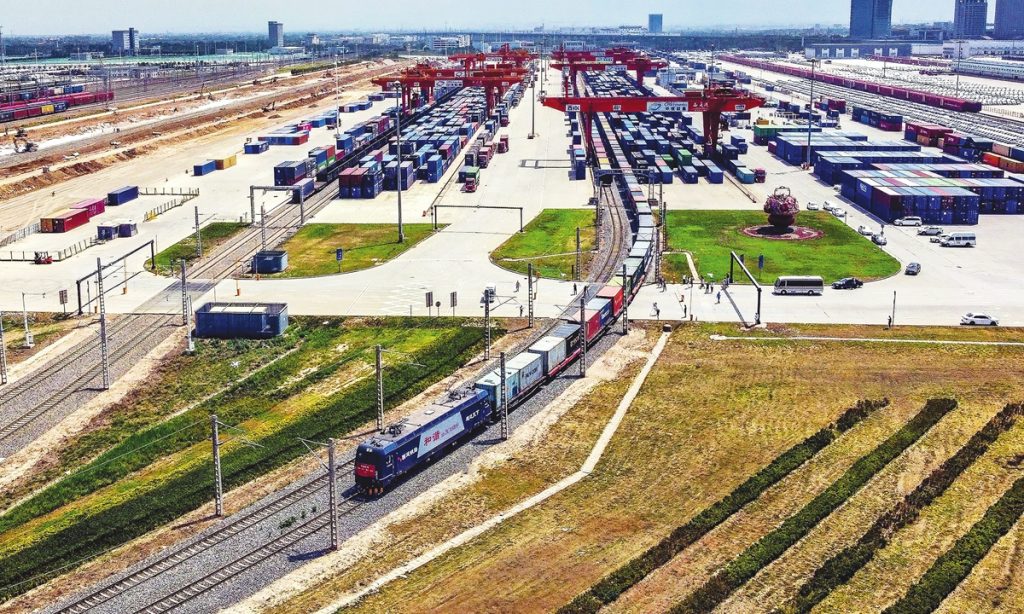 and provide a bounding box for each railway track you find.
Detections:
[55,462,352,614]
[0,314,176,447]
